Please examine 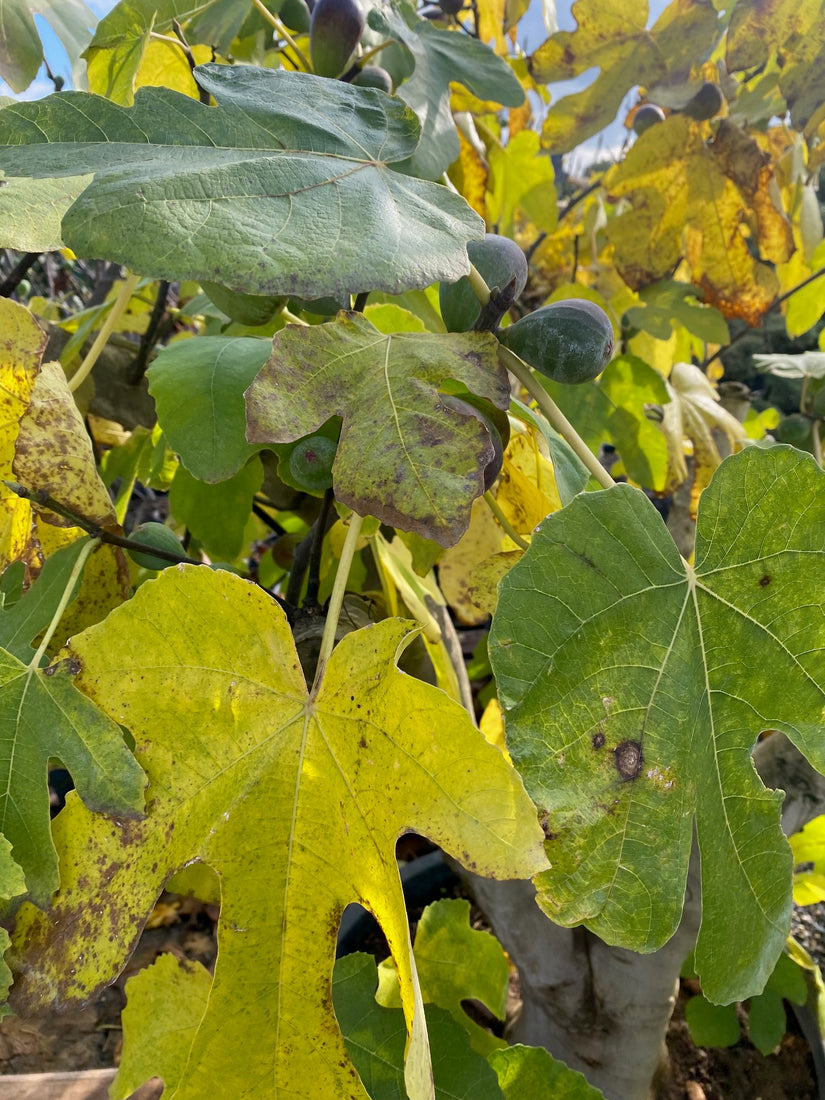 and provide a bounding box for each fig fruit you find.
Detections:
[775,413,813,449]
[439,234,528,333]
[439,393,506,491]
[683,81,723,121]
[309,0,365,79]
[499,299,614,385]
[279,0,312,32]
[352,65,393,92]
[438,0,464,12]
[127,522,184,571]
[632,103,665,136]
[287,433,337,493]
